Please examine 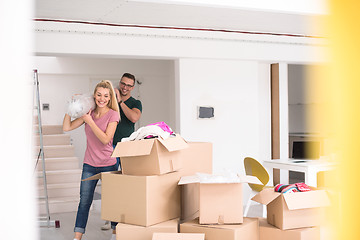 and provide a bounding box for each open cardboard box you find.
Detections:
[252,187,330,230]
[116,218,178,240]
[180,182,200,222]
[152,233,205,240]
[180,217,259,240]
[177,142,213,222]
[178,173,261,224]
[112,134,188,175]
[84,171,181,227]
